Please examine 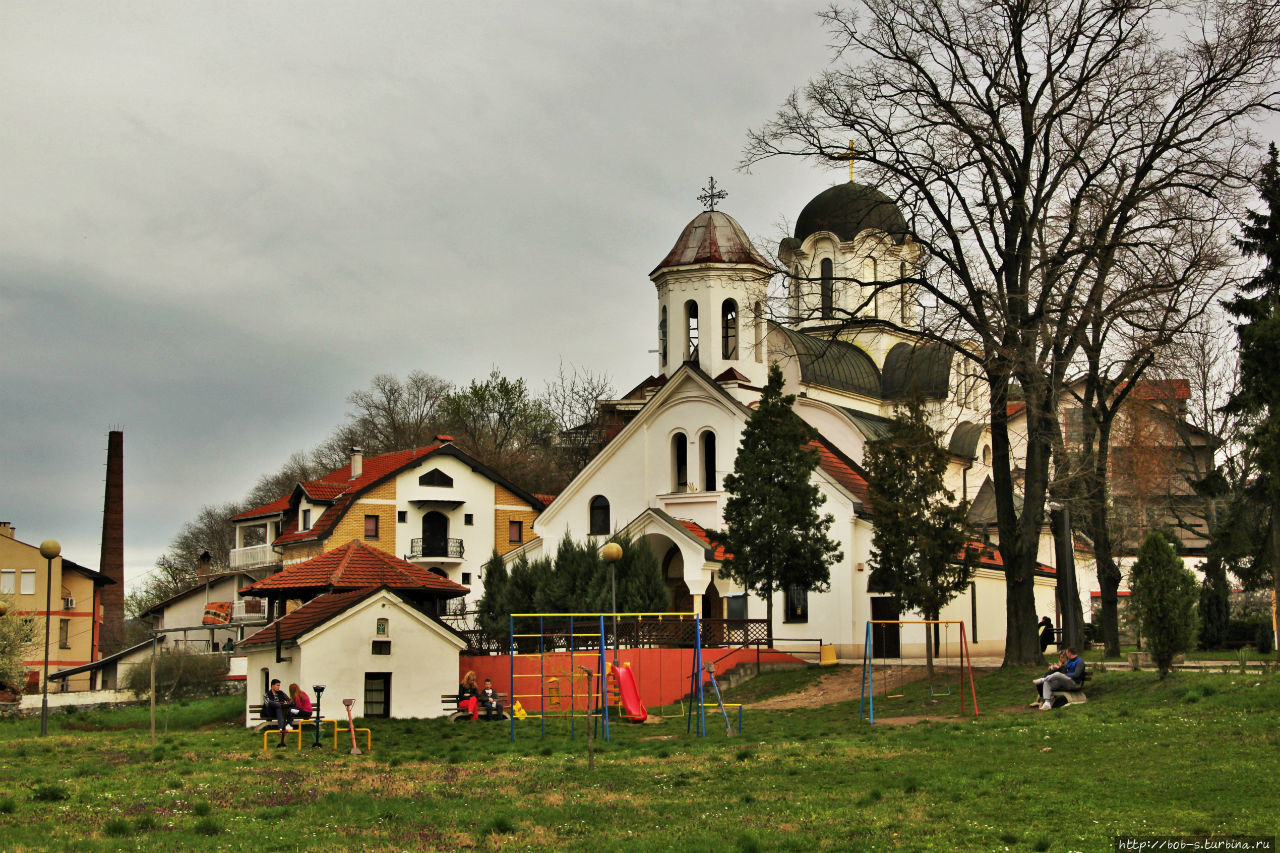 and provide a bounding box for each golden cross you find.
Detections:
[835,141,856,182]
